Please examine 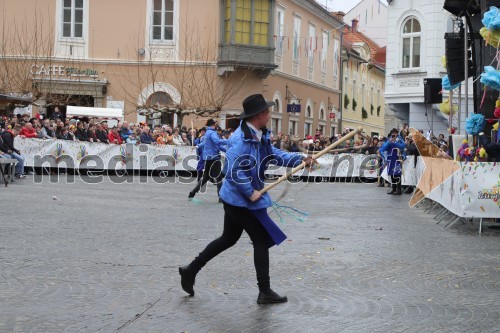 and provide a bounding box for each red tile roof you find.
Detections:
[342,26,385,69]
